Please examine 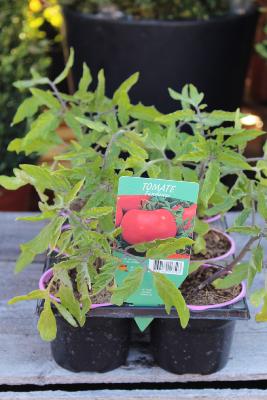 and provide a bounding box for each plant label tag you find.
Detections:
[113,176,199,306]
